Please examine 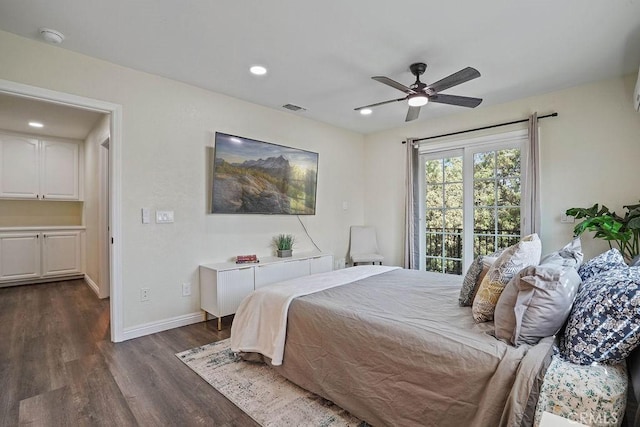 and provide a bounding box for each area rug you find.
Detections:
[176,339,363,427]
